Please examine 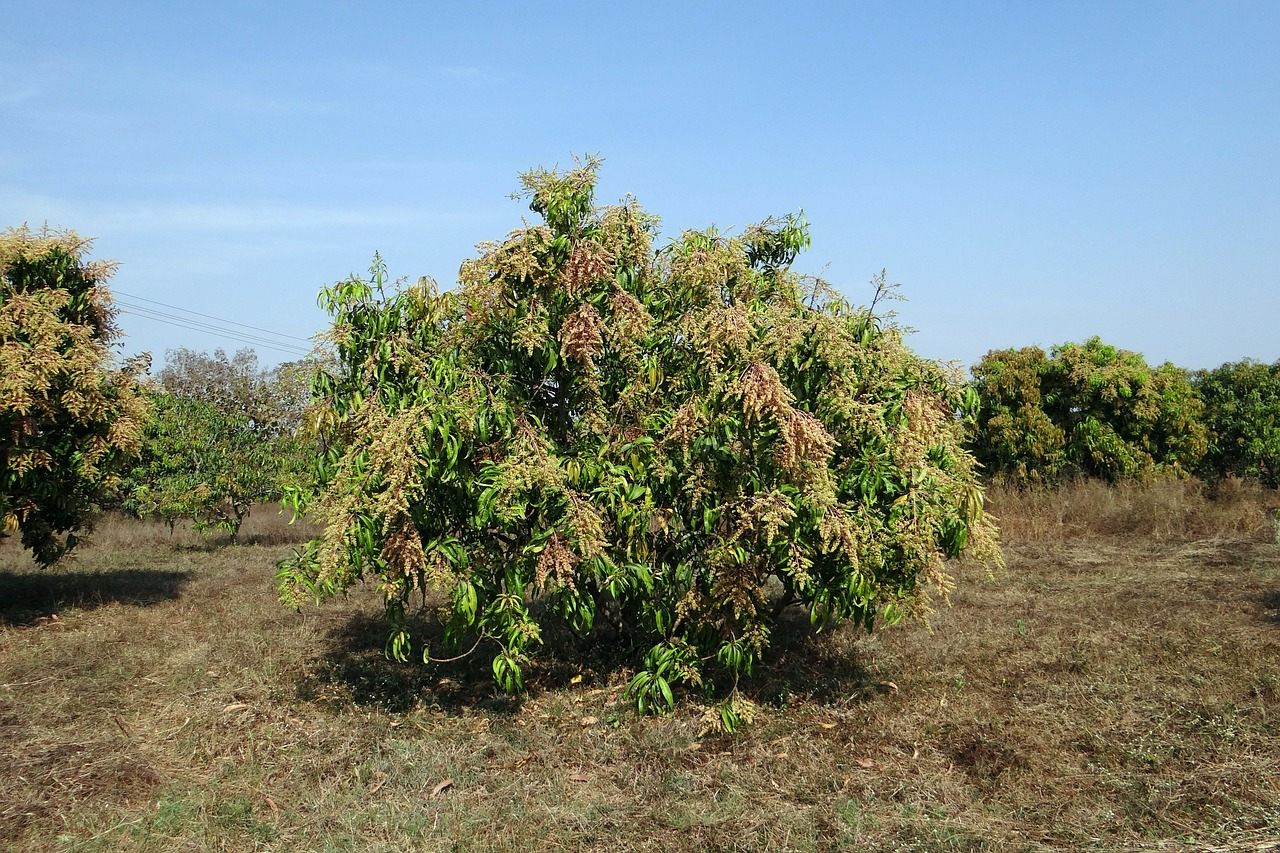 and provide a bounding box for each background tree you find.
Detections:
[126,348,312,540]
[156,347,310,434]
[277,160,1000,727]
[0,226,149,565]
[1195,359,1280,487]
[970,337,1207,485]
